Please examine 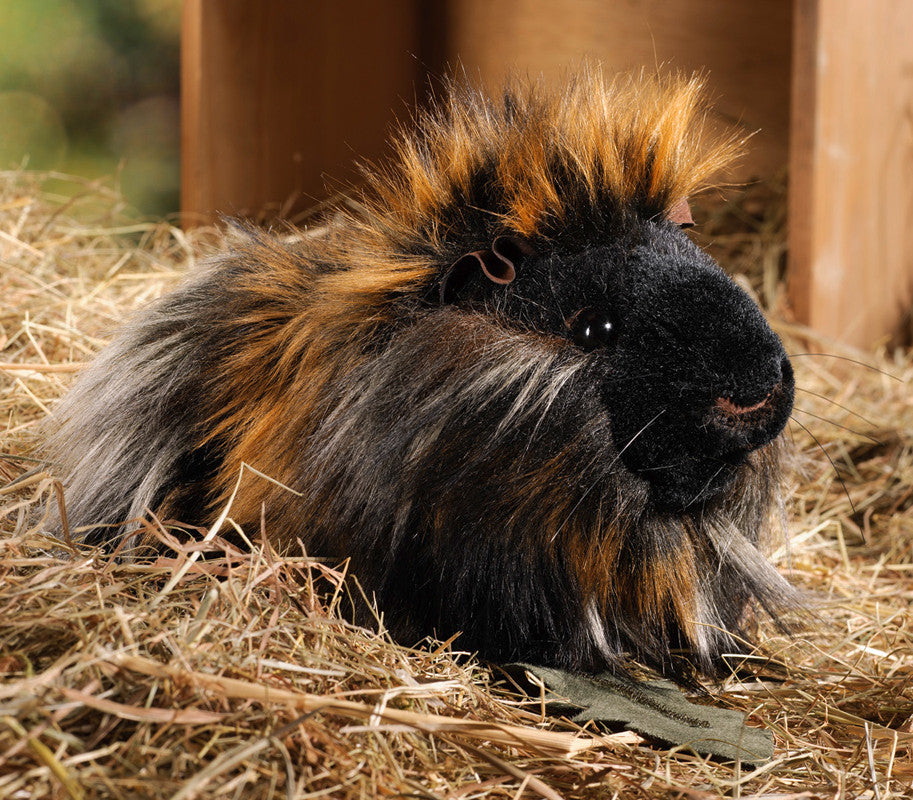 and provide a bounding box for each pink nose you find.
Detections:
[715,394,771,416]
[700,371,794,457]
[708,388,778,440]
